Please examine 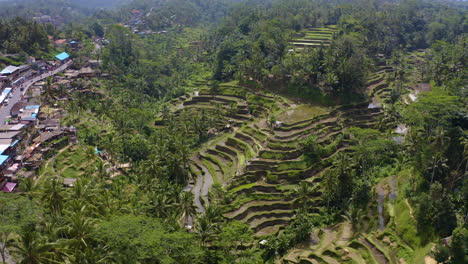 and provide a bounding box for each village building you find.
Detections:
[70,40,80,50]
[10,101,28,117]
[18,105,40,123]
[55,52,71,64]
[79,67,96,78]
[0,65,20,82]
[32,15,53,24]
[1,182,17,193]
